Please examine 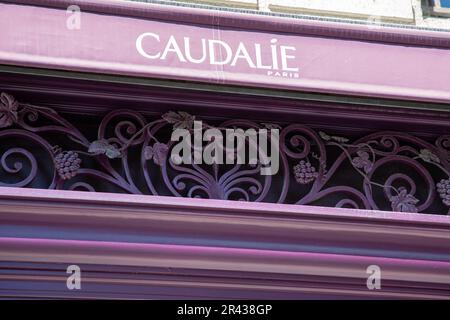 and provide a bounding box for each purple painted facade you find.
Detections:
[1,0,450,103]
[0,0,450,299]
